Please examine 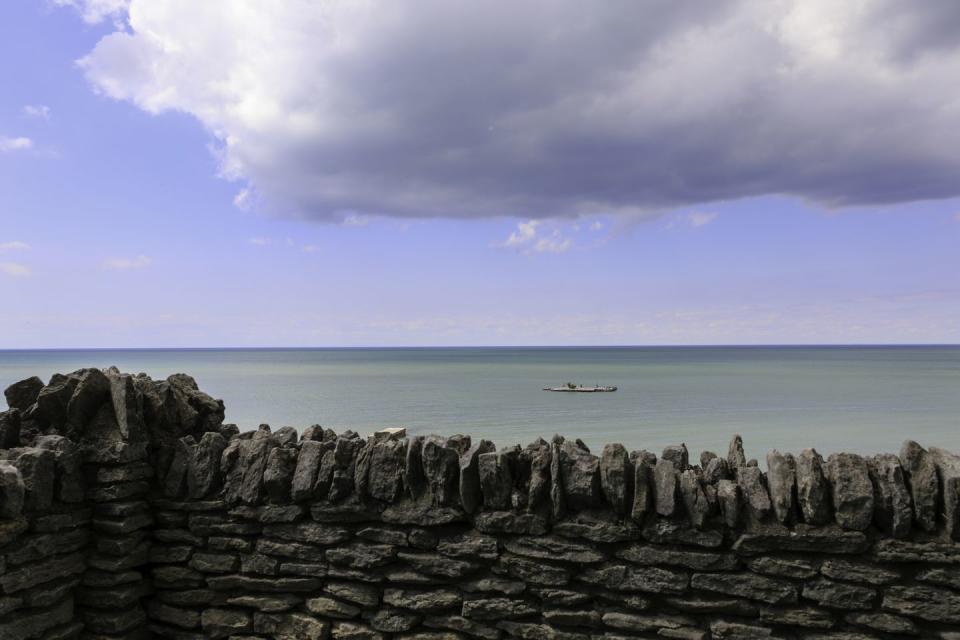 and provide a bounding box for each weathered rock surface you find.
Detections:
[826,453,874,531]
